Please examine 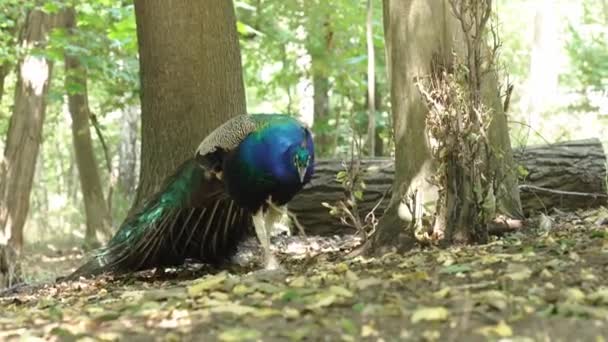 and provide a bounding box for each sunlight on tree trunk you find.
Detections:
[132,0,247,209]
[368,0,522,253]
[64,8,113,249]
